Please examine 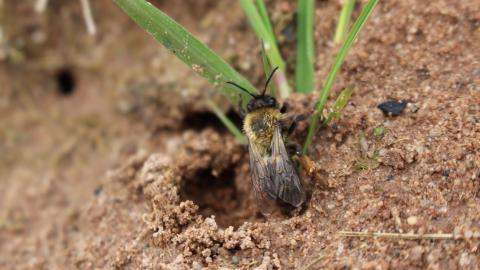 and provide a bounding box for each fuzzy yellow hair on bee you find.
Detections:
[243,107,282,154]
